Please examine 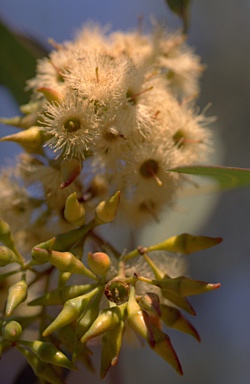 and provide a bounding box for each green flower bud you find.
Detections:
[160,304,200,341]
[18,347,63,384]
[147,233,222,255]
[100,320,125,379]
[80,302,127,344]
[88,252,111,275]
[0,219,15,250]
[18,340,76,370]
[64,192,85,226]
[0,126,44,154]
[104,279,130,304]
[32,247,96,279]
[95,191,120,223]
[43,286,102,337]
[2,321,22,341]
[127,286,151,341]
[6,279,28,316]
[161,290,195,315]
[149,324,183,375]
[0,245,19,266]
[153,276,221,297]
[76,289,103,339]
[28,283,97,306]
[31,237,56,264]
